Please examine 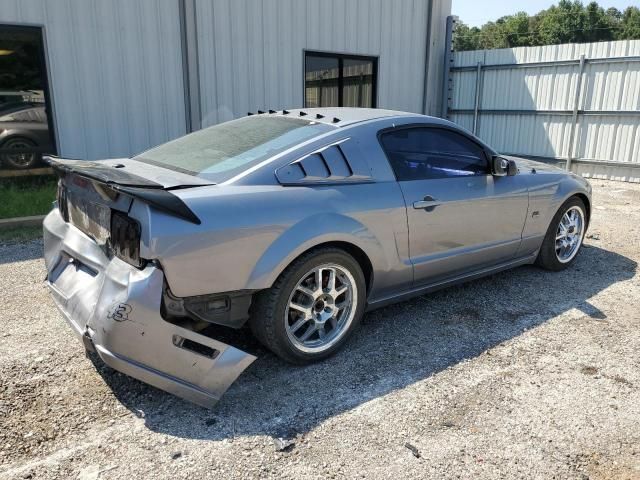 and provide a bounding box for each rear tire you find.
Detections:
[535,196,587,271]
[1,137,38,169]
[249,248,366,364]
